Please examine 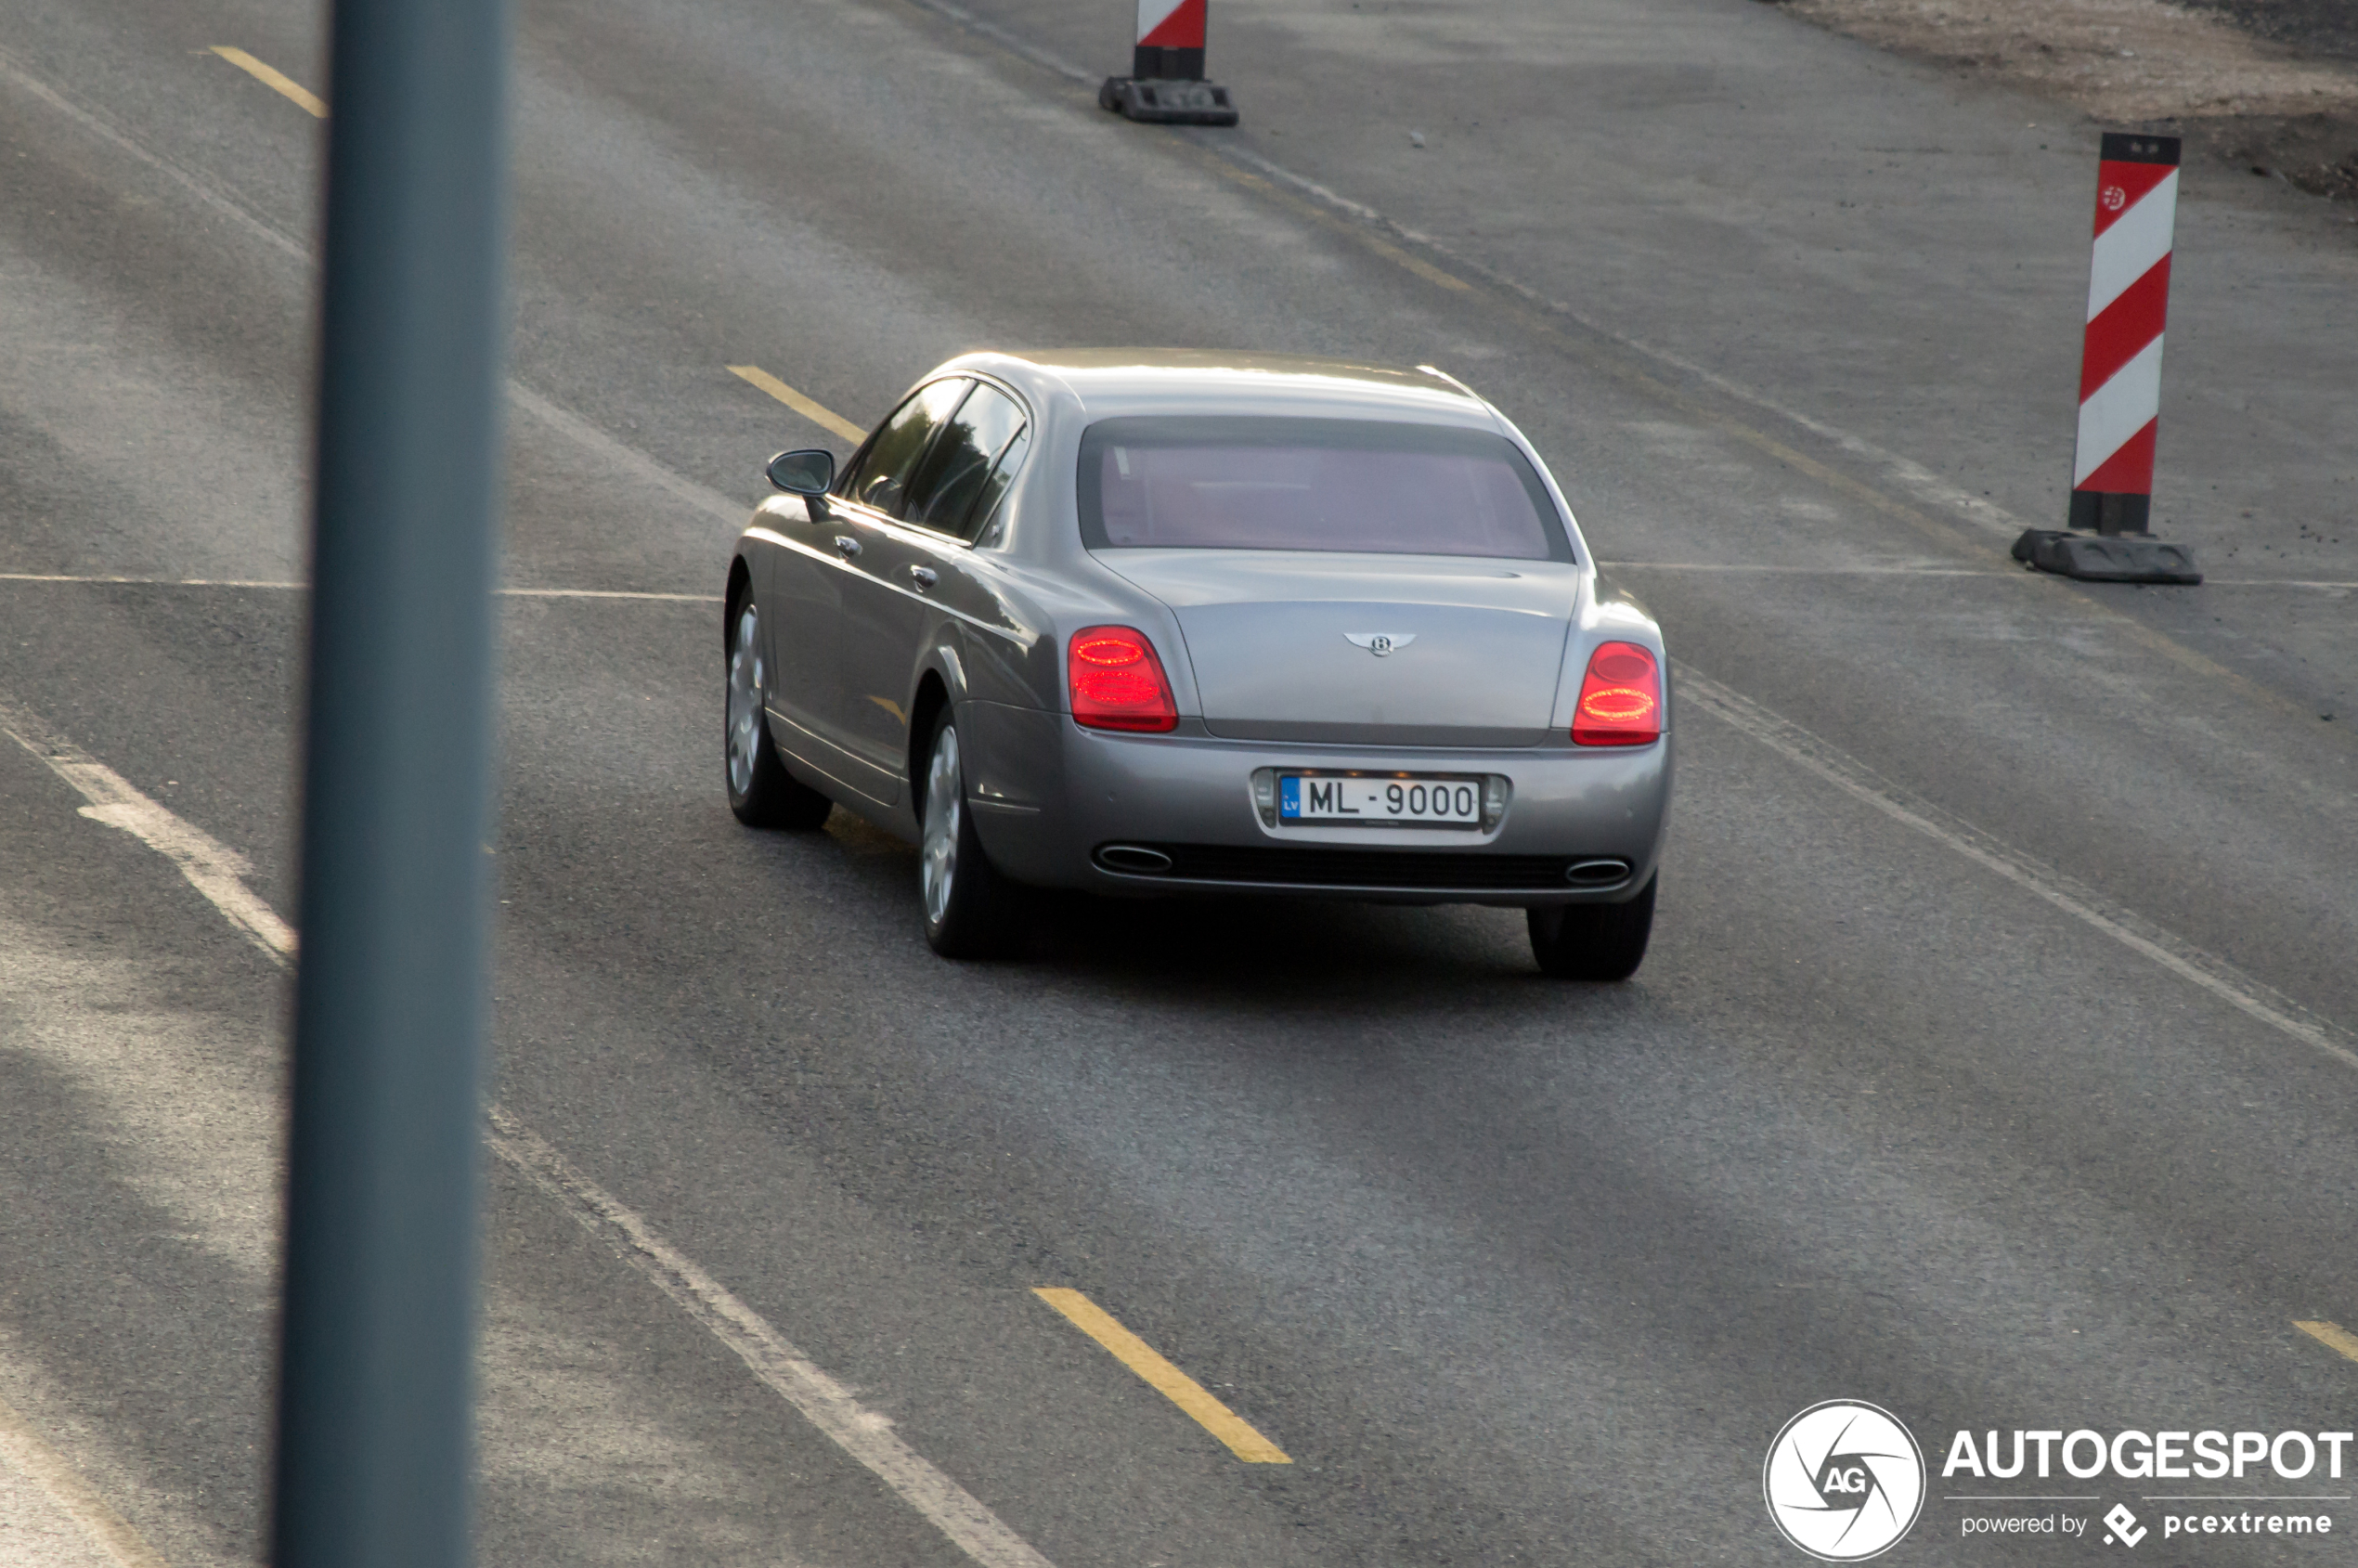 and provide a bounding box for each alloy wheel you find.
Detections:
[921,727,962,926]
[727,604,762,797]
